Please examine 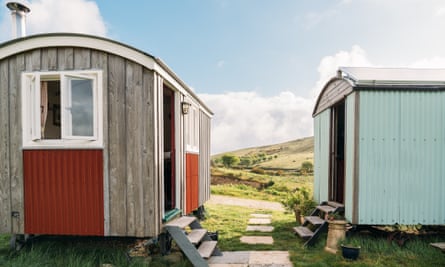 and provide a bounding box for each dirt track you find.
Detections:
[207,195,285,211]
